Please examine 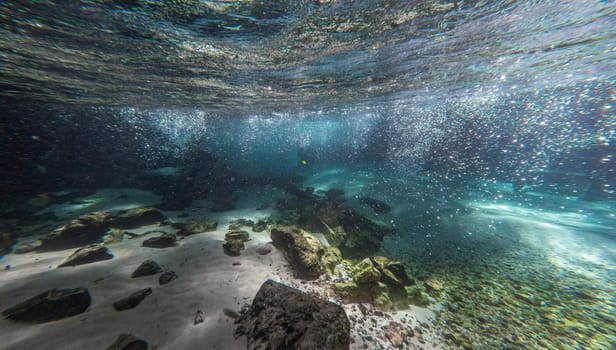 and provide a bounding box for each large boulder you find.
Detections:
[235,280,350,350]
[39,211,113,251]
[271,226,325,280]
[58,244,114,267]
[2,288,91,323]
[112,208,166,229]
